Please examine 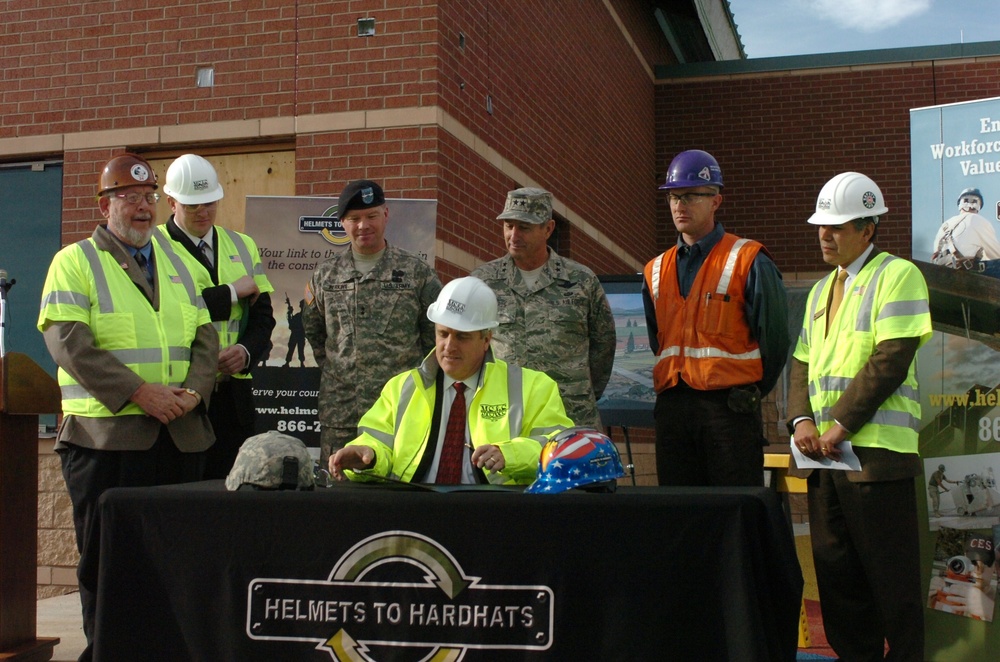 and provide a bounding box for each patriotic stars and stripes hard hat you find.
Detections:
[525,427,625,494]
